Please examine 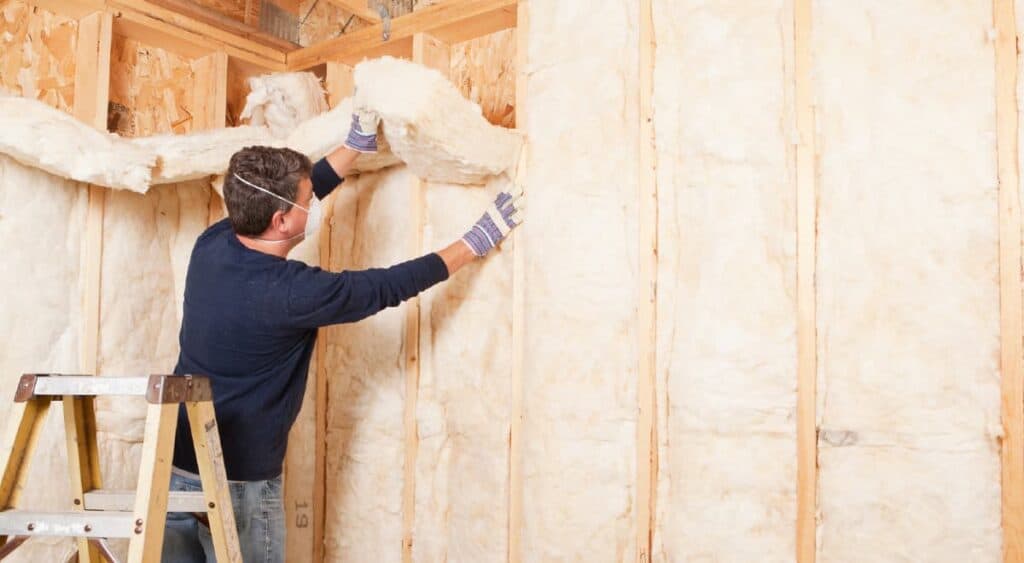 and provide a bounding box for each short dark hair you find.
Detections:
[224,146,312,236]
